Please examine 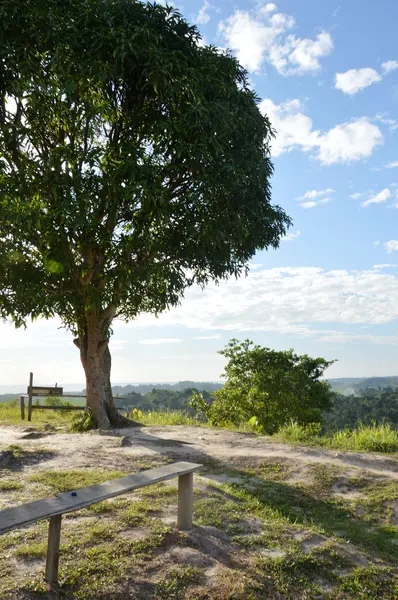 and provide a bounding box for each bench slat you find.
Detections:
[0,461,201,535]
